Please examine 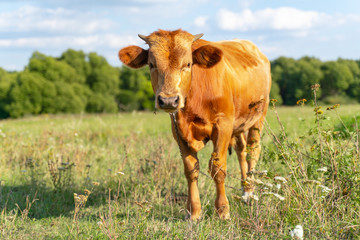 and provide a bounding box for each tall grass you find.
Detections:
[0,102,359,239]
